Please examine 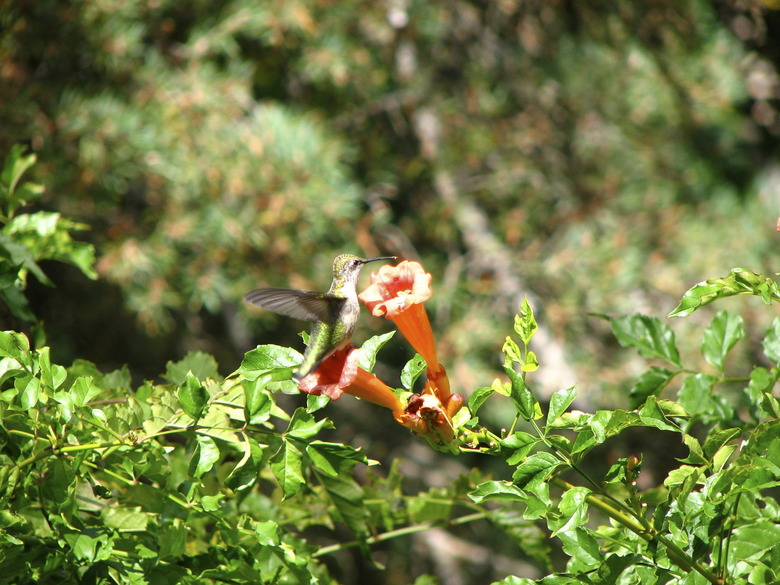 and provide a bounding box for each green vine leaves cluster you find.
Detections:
[2,147,780,584]
[0,146,96,327]
[468,271,780,585]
